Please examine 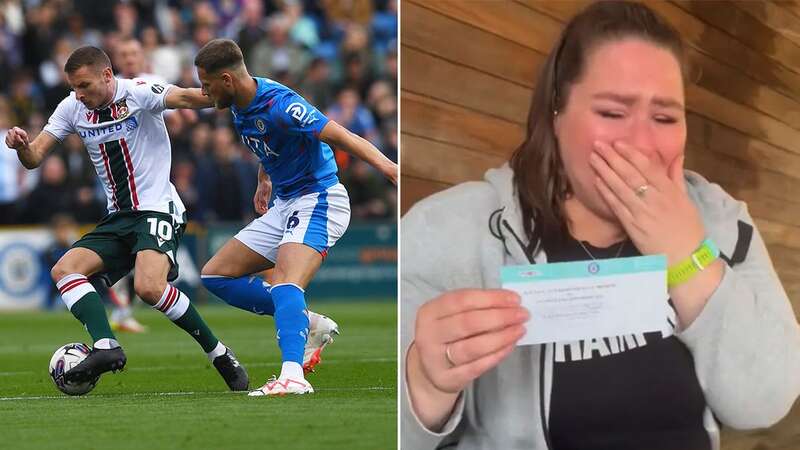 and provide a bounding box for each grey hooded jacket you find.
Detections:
[401,165,800,450]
